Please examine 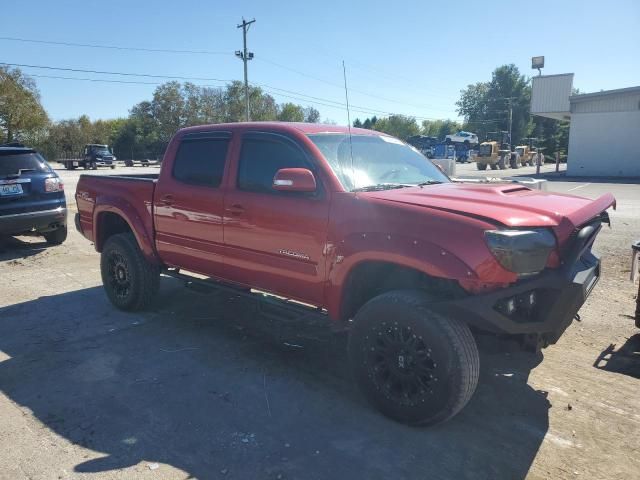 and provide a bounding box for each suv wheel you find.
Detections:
[348,290,479,426]
[101,233,160,311]
[43,226,67,245]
